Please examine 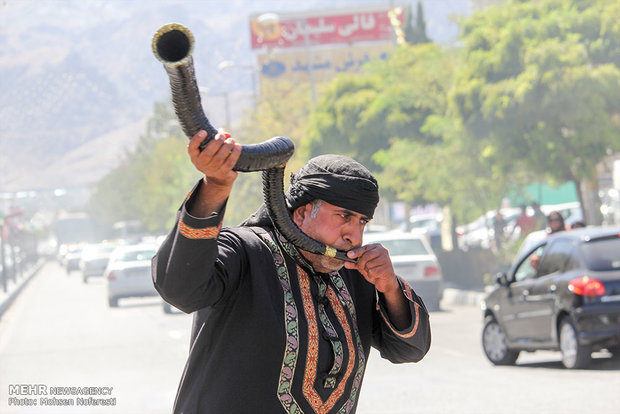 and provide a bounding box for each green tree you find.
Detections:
[133,136,201,232]
[368,43,512,226]
[301,74,384,170]
[453,0,620,219]
[303,43,495,224]
[303,43,453,171]
[88,101,199,234]
[88,162,139,231]
[224,80,315,225]
[405,1,431,45]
